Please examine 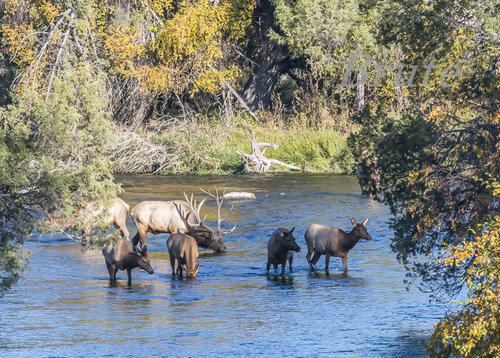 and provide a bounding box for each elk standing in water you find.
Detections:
[266,227,301,275]
[130,187,235,252]
[108,198,130,240]
[305,218,372,273]
[46,197,130,244]
[167,233,200,278]
[102,238,153,285]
